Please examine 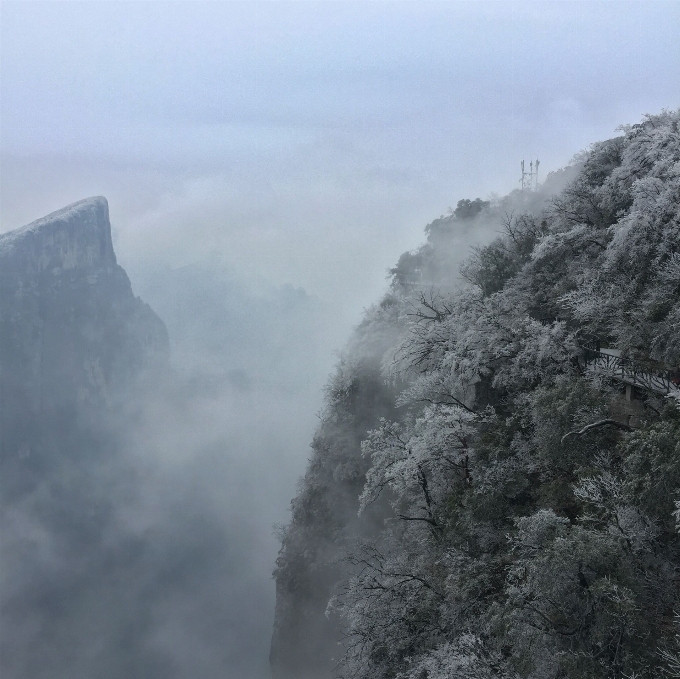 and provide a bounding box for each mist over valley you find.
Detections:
[1,3,680,679]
